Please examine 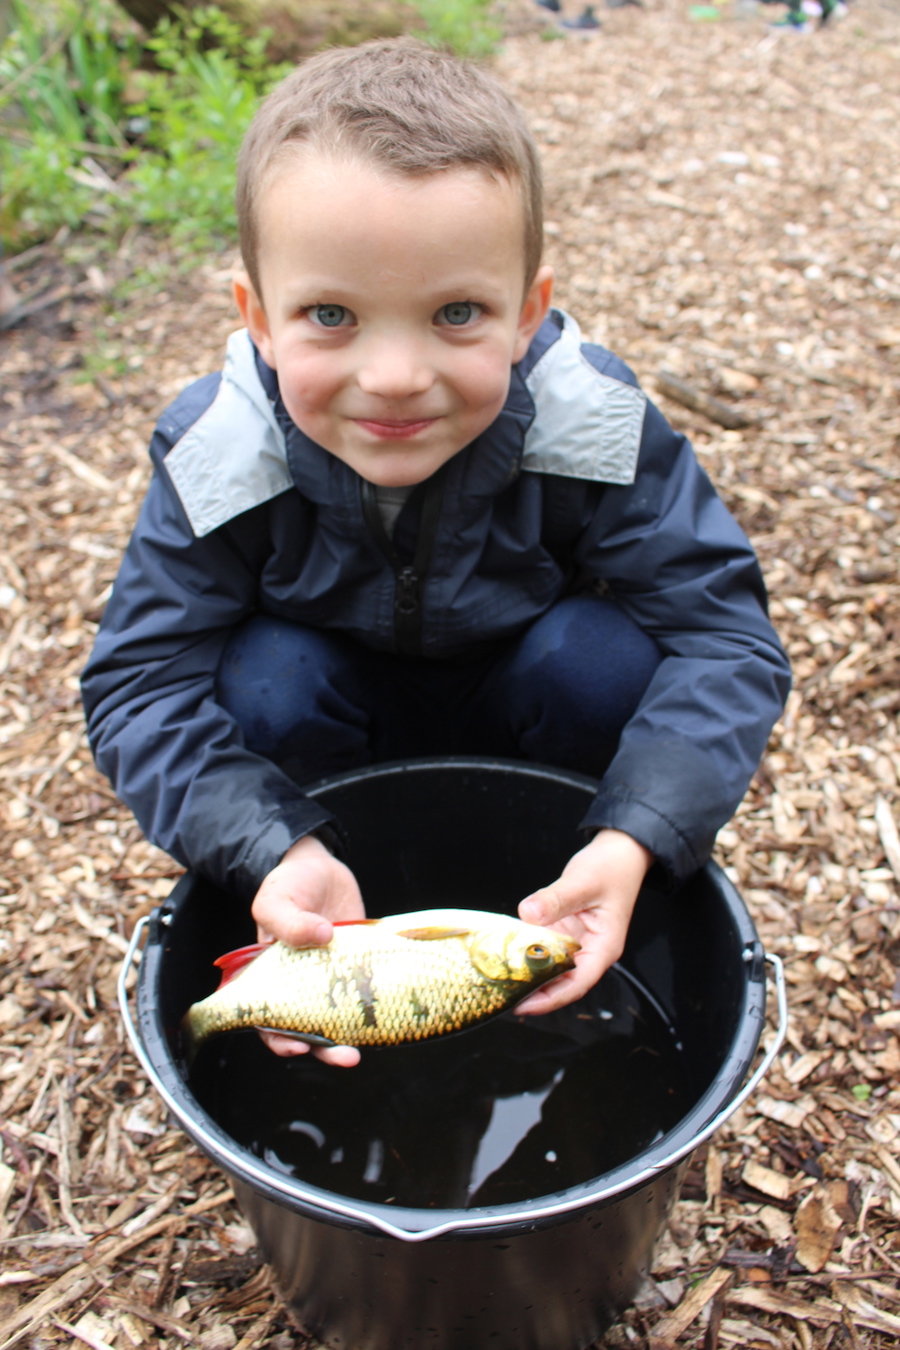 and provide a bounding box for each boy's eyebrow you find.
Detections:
[267,282,358,312]
[273,270,519,303]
